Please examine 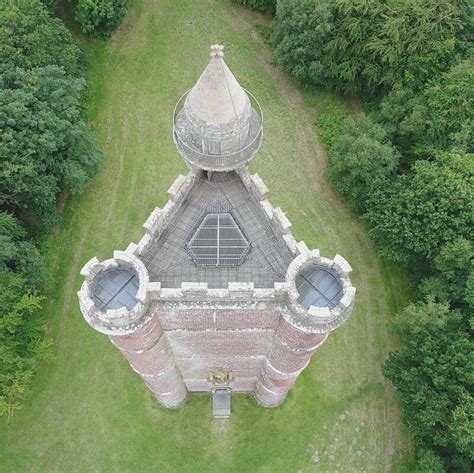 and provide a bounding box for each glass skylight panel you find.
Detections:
[296,266,342,309]
[188,213,250,266]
